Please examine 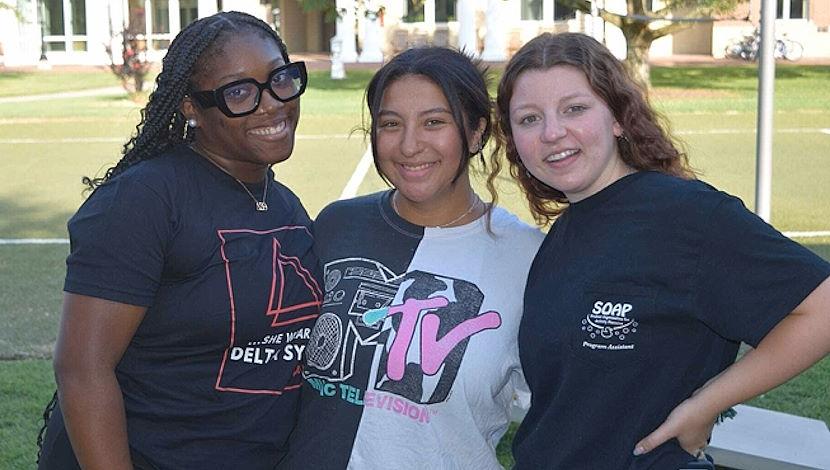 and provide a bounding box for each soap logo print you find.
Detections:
[583,300,638,340]
[305,259,501,404]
